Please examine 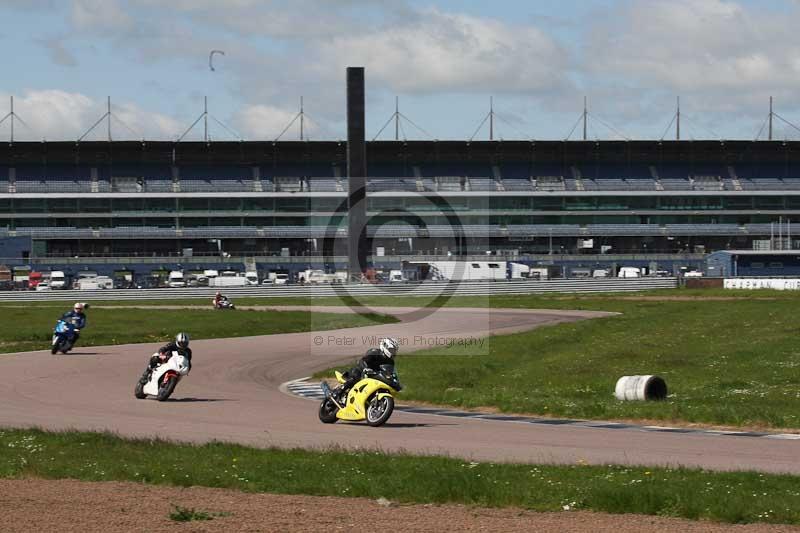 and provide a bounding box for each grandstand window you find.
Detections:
[79,199,111,213]
[493,198,532,210]
[220,198,243,210]
[754,197,784,209]
[368,198,403,211]
[532,197,562,210]
[769,262,784,268]
[751,262,765,269]
[112,199,144,212]
[275,217,306,226]
[142,198,175,212]
[179,199,210,211]
[276,198,309,212]
[310,198,341,212]
[13,199,46,213]
[210,217,241,226]
[0,199,10,213]
[178,218,207,228]
[724,197,754,209]
[242,198,274,211]
[46,199,79,213]
[564,198,596,210]
[309,215,343,226]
